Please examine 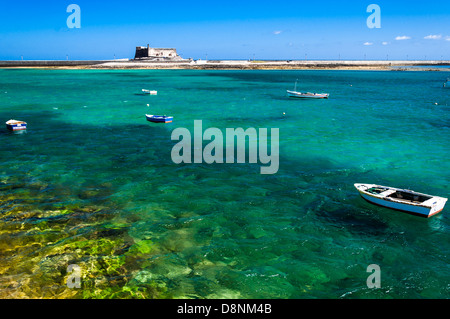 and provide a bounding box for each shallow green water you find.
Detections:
[0,69,449,299]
